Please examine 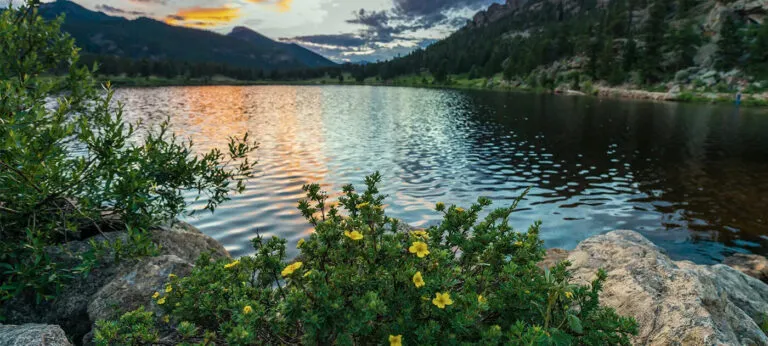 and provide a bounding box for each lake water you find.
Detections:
[116,85,768,264]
